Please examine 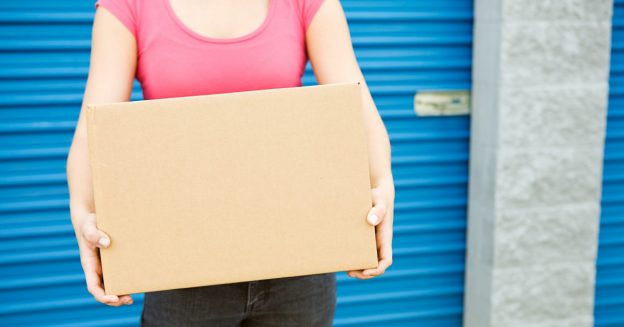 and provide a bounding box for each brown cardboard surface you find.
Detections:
[86,82,378,295]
